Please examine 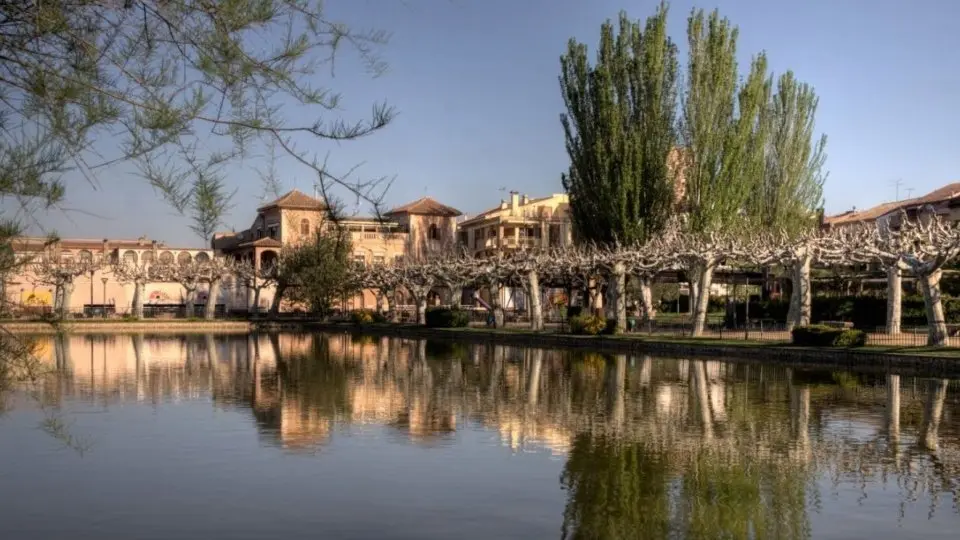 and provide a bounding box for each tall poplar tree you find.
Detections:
[679,8,772,336]
[559,4,679,329]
